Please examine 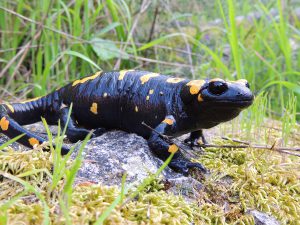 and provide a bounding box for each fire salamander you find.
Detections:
[0,70,253,175]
